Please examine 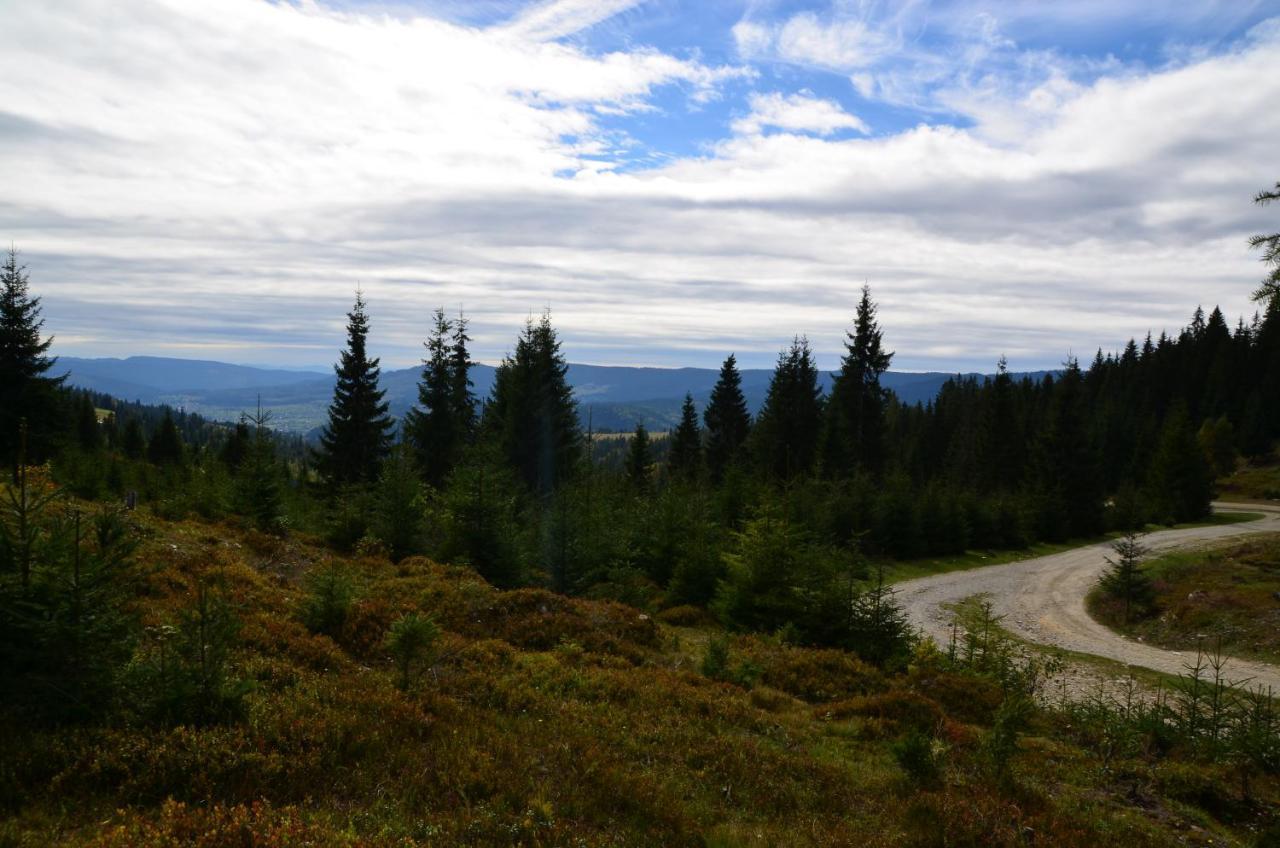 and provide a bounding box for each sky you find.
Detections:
[2,0,1278,373]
